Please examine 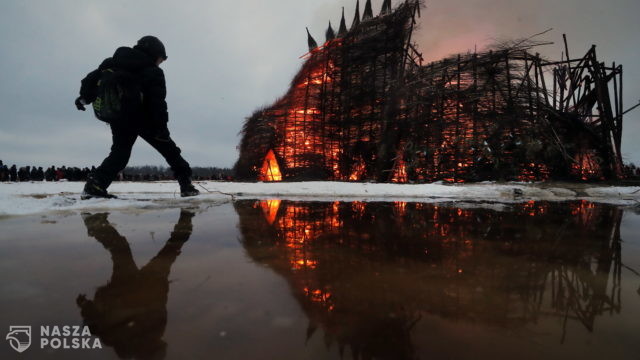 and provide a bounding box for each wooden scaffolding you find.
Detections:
[235,0,626,182]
